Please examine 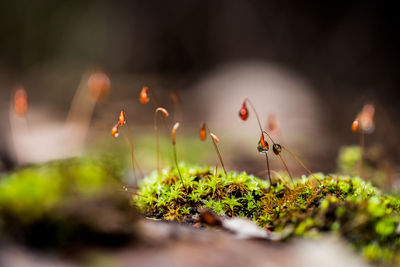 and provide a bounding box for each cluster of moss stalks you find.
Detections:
[135,164,400,264]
